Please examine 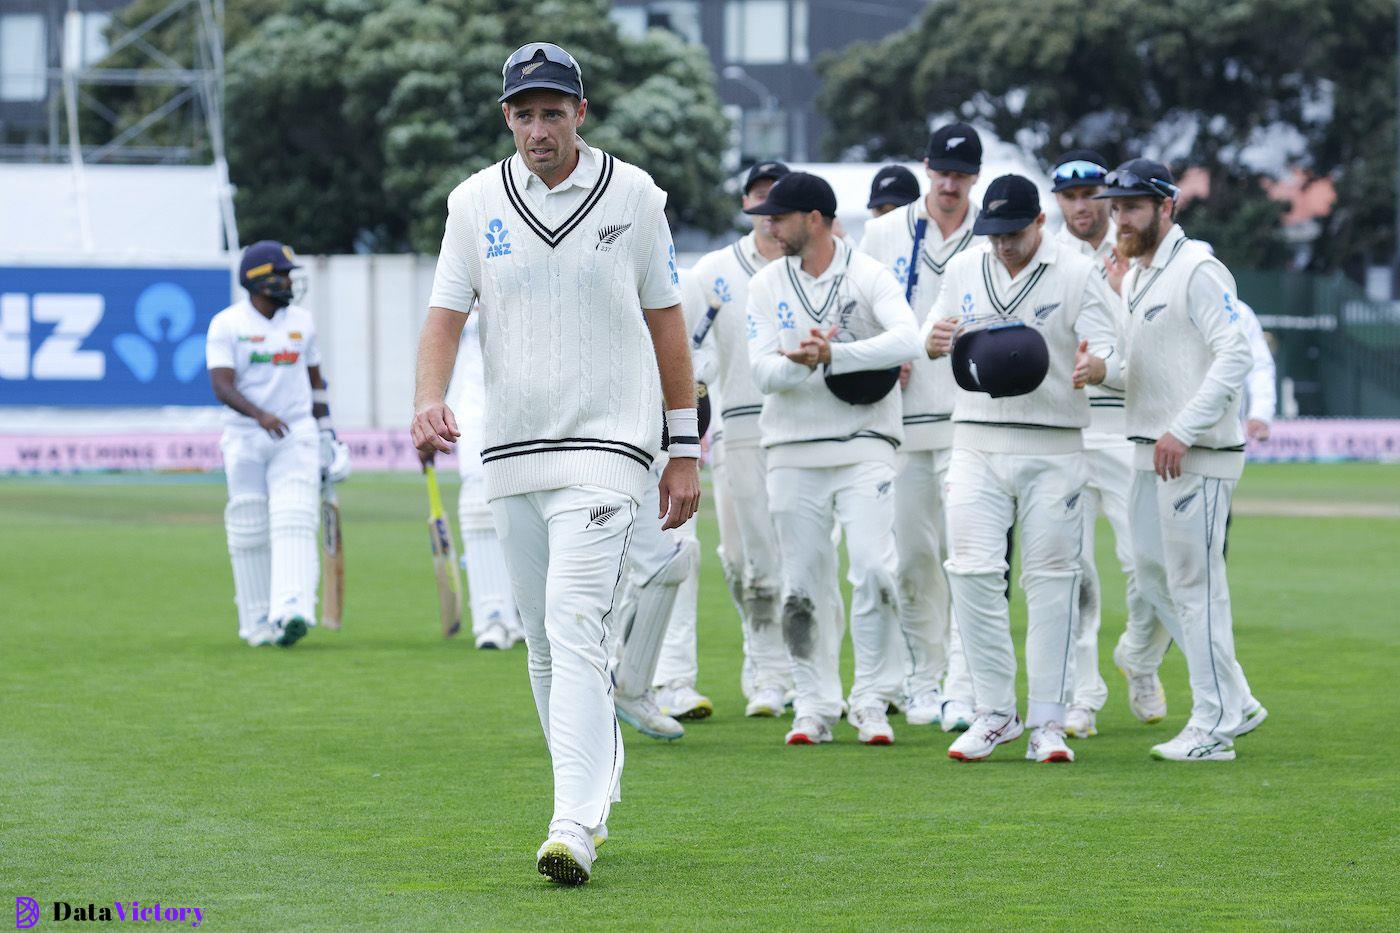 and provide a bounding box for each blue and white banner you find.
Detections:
[0,266,232,406]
